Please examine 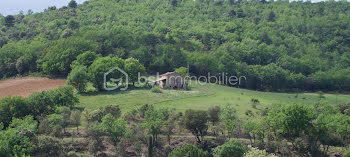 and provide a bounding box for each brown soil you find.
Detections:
[0,77,66,98]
